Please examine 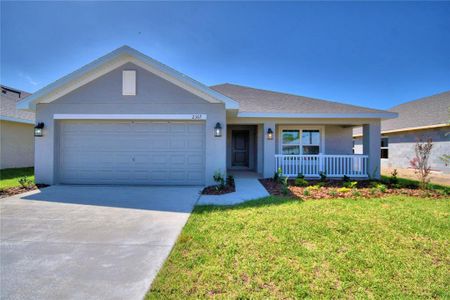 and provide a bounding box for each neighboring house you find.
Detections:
[1,85,35,169]
[17,46,396,186]
[353,91,450,174]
